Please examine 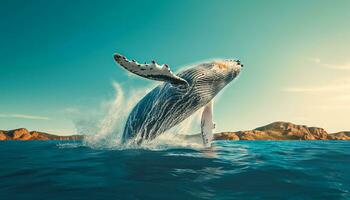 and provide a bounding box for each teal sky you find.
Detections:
[1,0,350,135]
